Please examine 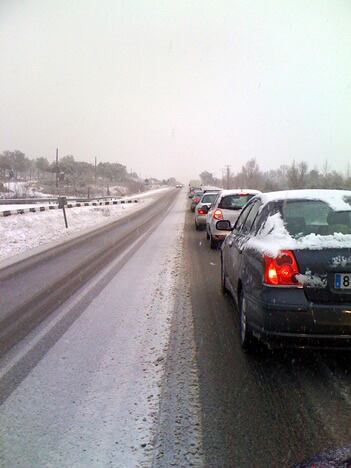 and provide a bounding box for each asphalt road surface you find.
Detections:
[0,189,176,356]
[0,190,186,467]
[1,192,351,467]
[184,205,351,467]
